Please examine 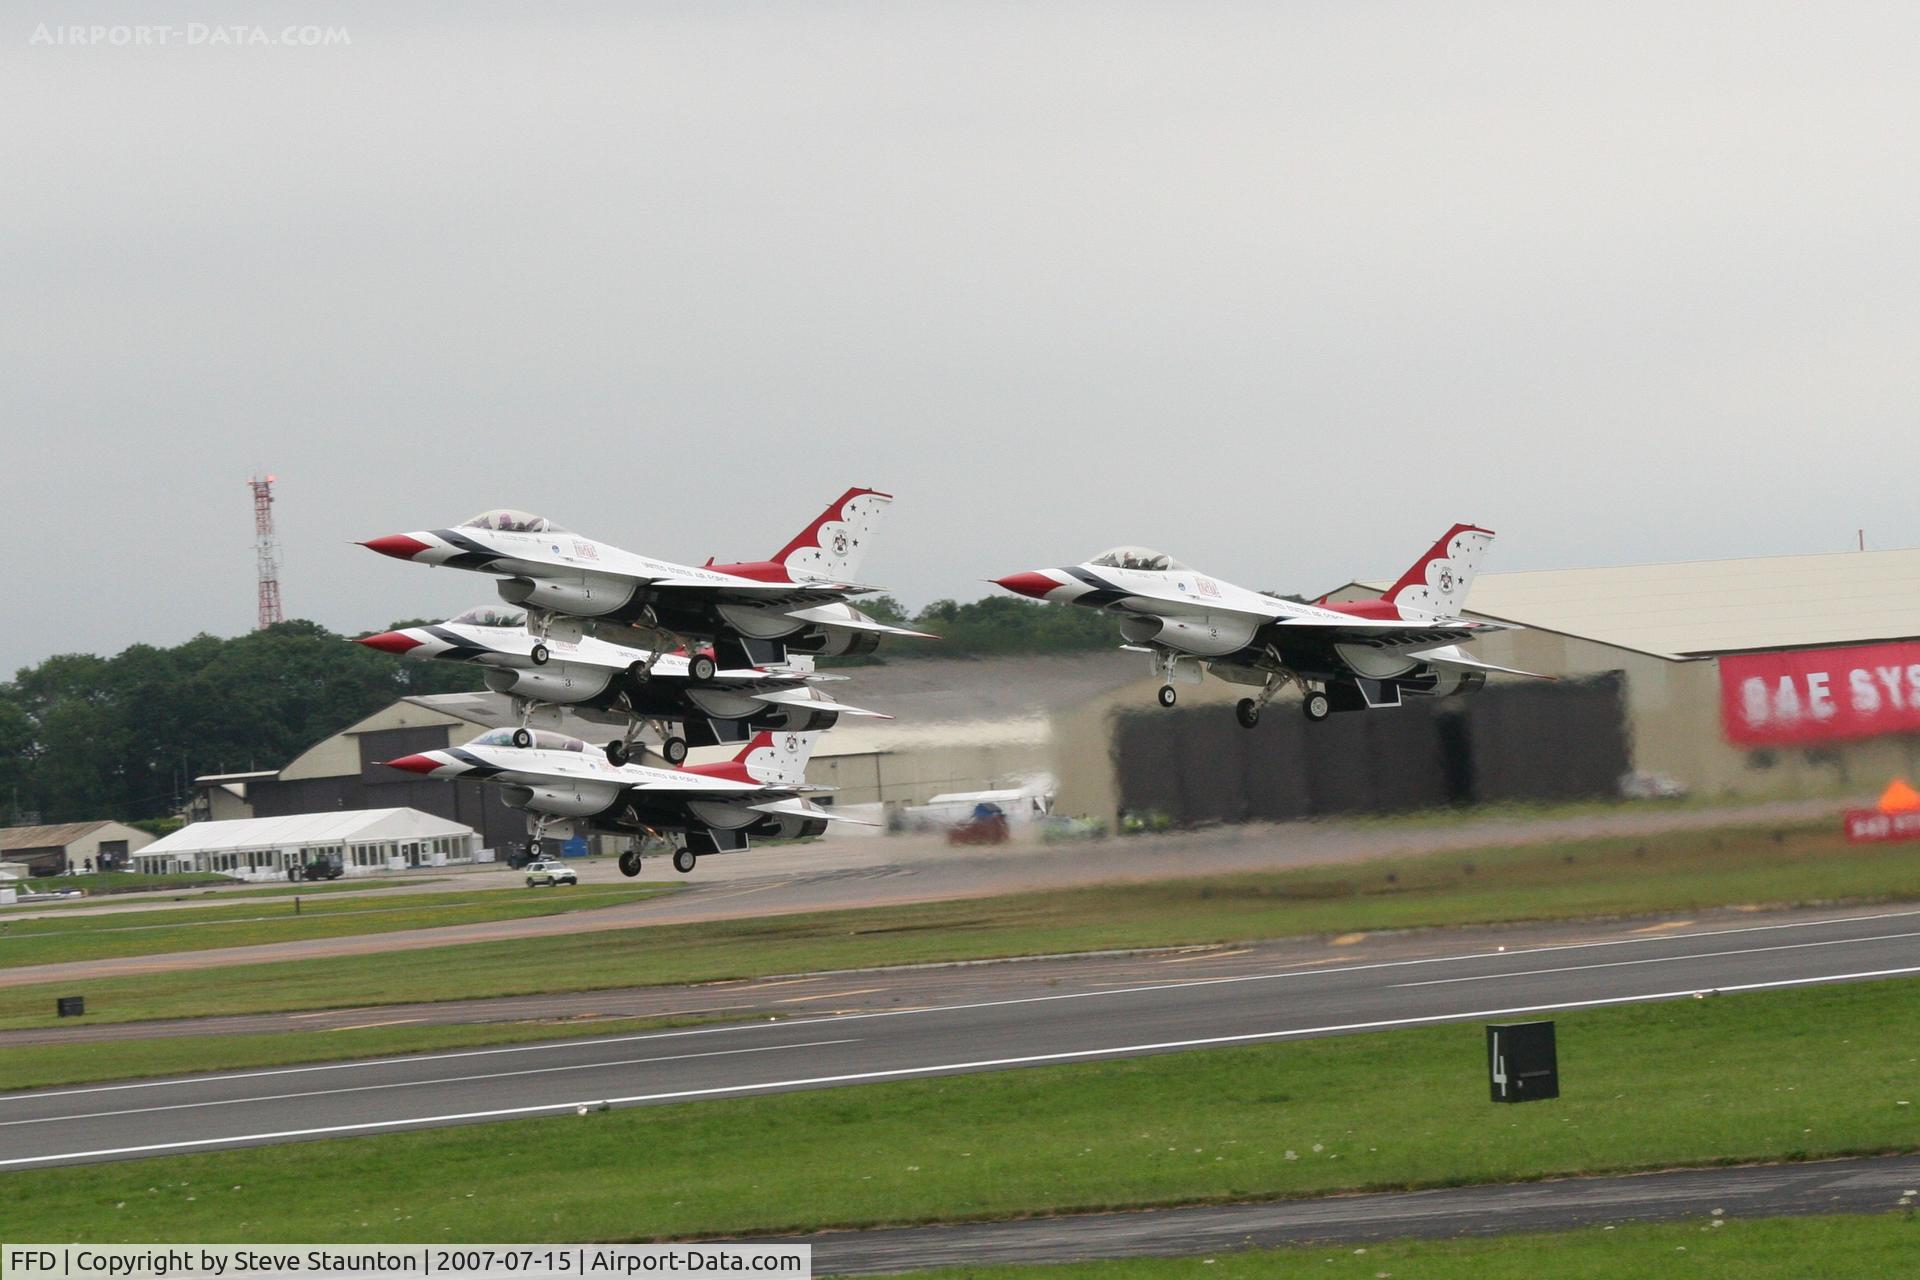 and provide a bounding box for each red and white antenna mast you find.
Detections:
[249,474,284,629]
